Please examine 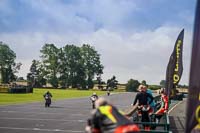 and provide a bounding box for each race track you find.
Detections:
[0,92,137,133]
